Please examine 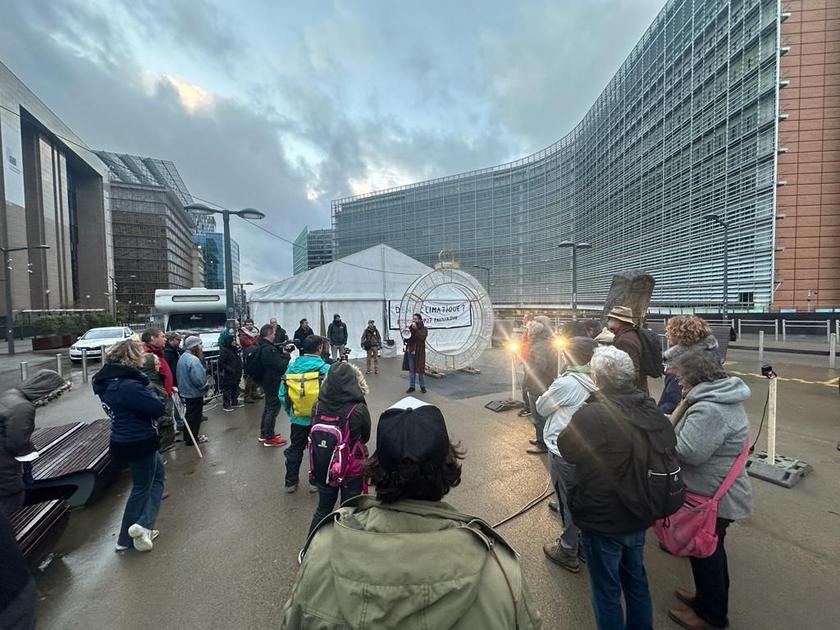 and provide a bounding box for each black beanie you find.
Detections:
[375,400,450,473]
